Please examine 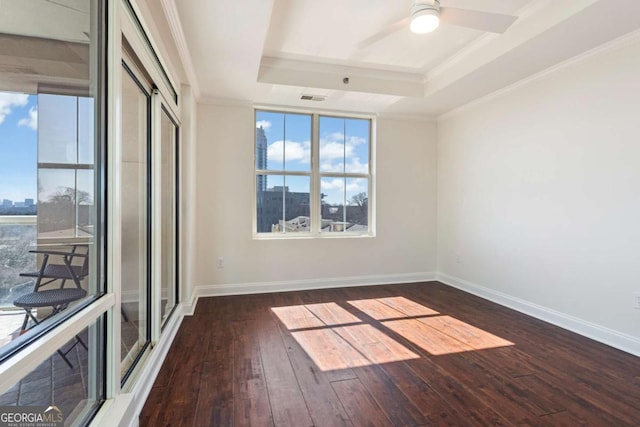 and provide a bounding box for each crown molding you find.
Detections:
[438,28,640,122]
[160,0,201,99]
